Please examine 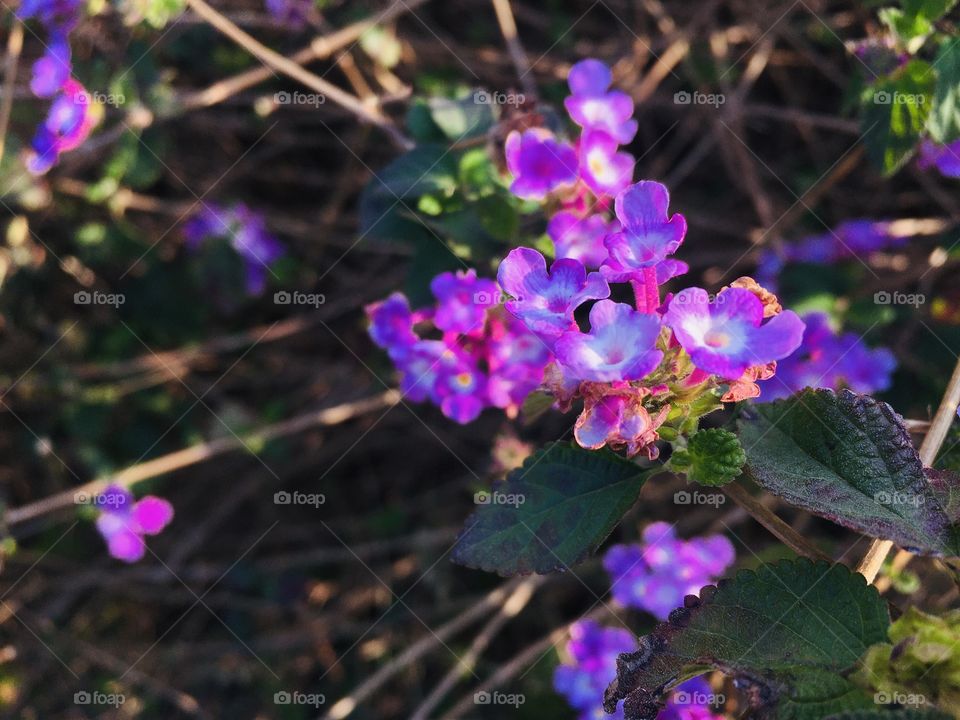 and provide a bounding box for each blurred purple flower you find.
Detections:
[430,269,499,335]
[554,300,663,382]
[30,37,71,98]
[759,312,897,400]
[918,139,960,179]
[548,211,617,268]
[554,618,724,720]
[601,181,687,281]
[498,247,609,342]
[183,203,285,295]
[265,0,316,28]
[564,58,638,144]
[27,78,98,174]
[603,522,735,619]
[665,287,805,380]
[94,485,174,563]
[505,129,578,200]
[579,130,634,197]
